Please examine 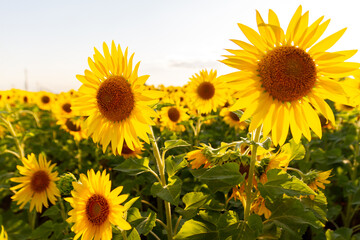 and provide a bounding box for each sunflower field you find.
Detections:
[2,5,360,240]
